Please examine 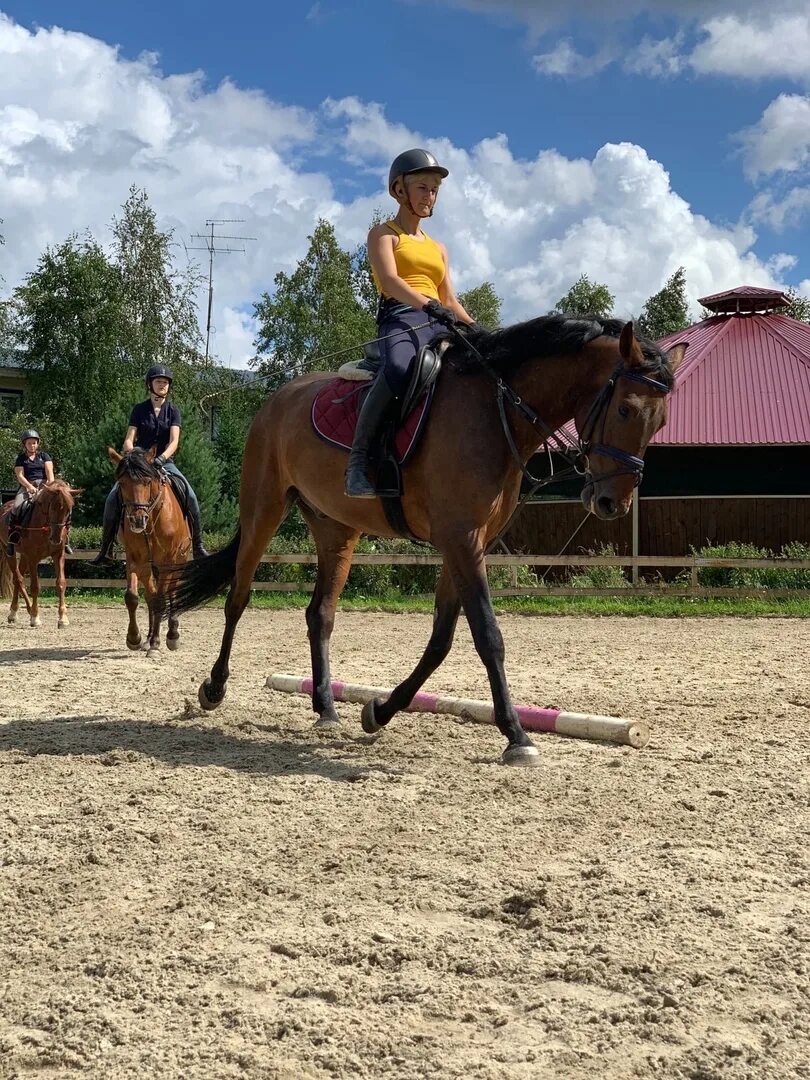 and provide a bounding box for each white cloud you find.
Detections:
[0,11,796,369]
[737,94,810,178]
[690,13,810,81]
[531,40,615,78]
[749,187,810,231]
[630,34,686,78]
